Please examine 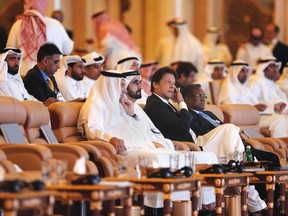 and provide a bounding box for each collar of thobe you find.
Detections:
[65,75,80,86]
[7,73,22,82]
